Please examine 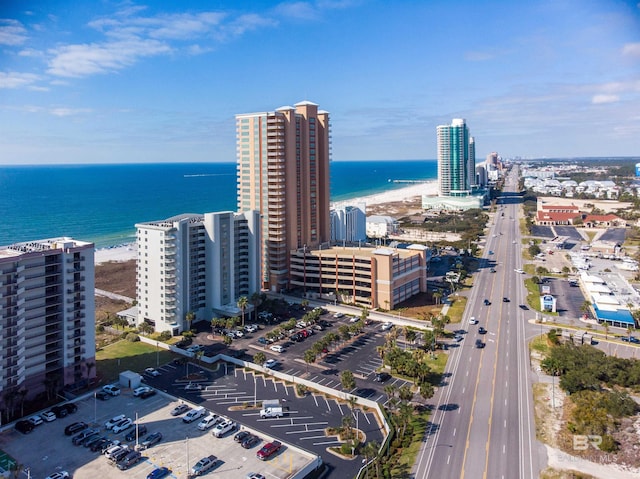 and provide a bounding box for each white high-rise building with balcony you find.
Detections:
[135,211,260,335]
[0,237,95,411]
